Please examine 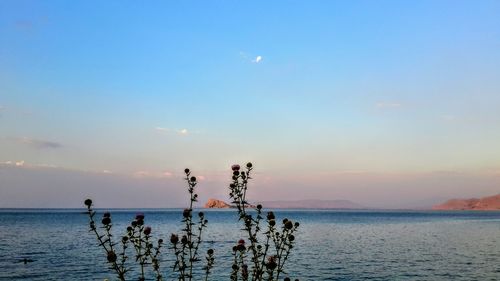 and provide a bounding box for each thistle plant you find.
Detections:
[84,169,213,281]
[84,163,300,281]
[169,169,212,281]
[229,163,300,281]
[84,201,165,281]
